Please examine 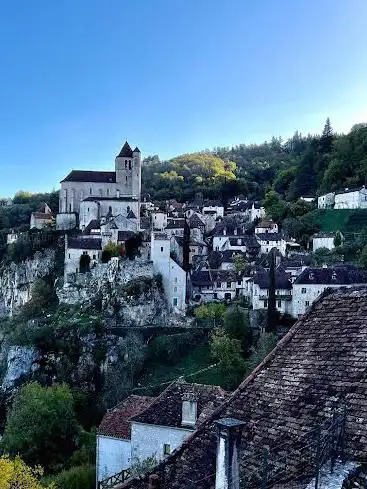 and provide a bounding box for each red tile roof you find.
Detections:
[98,395,155,440]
